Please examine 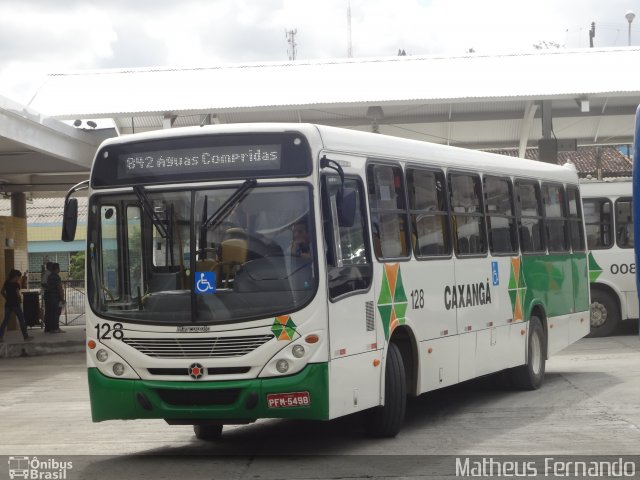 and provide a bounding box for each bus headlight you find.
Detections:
[89,342,139,380]
[276,359,289,373]
[292,345,305,358]
[96,349,109,362]
[259,331,324,378]
[113,363,126,376]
